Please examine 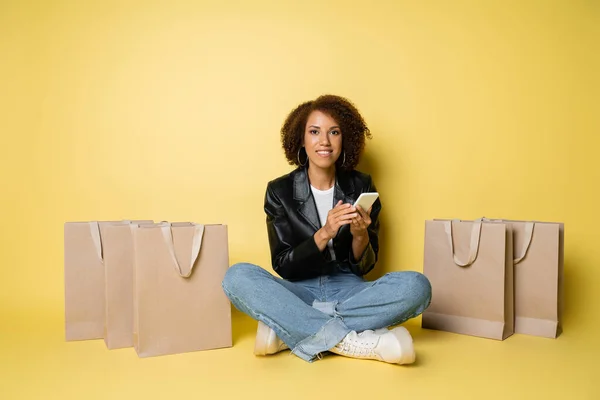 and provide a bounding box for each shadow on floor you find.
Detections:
[404,324,442,342]
[231,307,256,345]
